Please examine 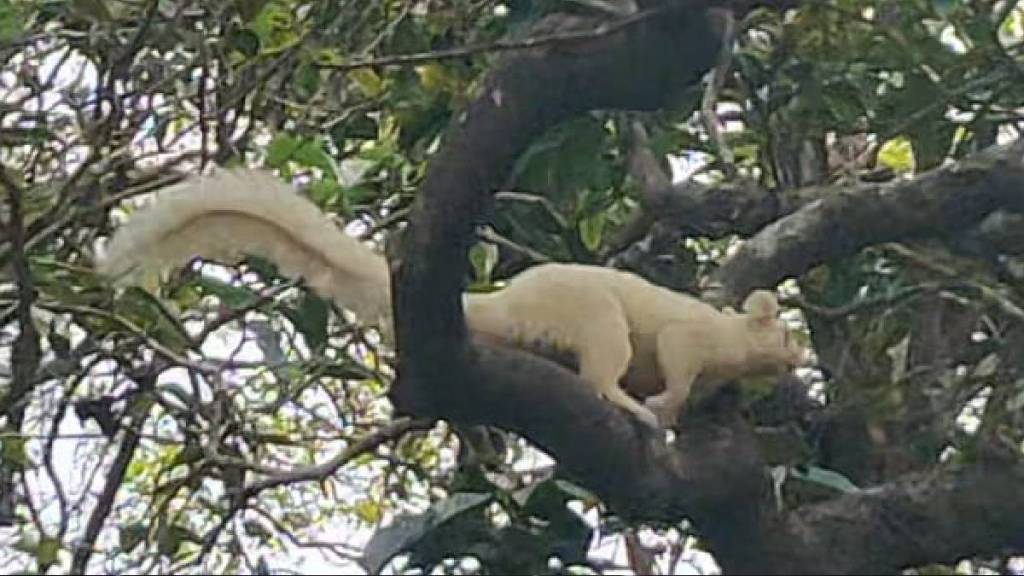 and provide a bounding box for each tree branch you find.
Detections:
[70,392,155,574]
[704,141,1024,304]
[781,457,1024,573]
[239,418,432,499]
